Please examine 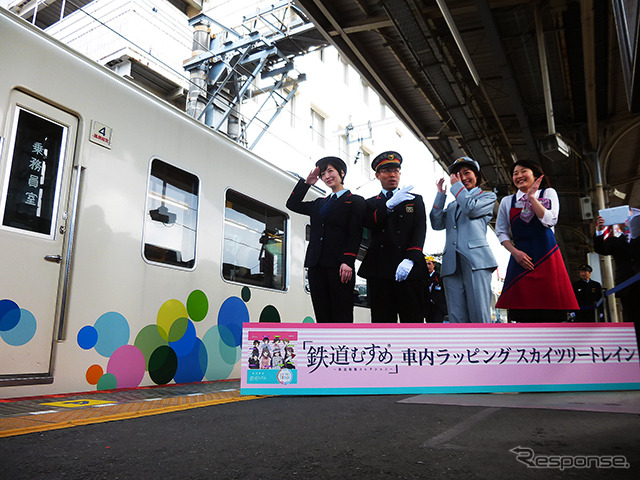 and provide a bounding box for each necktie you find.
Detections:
[385,191,393,200]
[320,194,336,216]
